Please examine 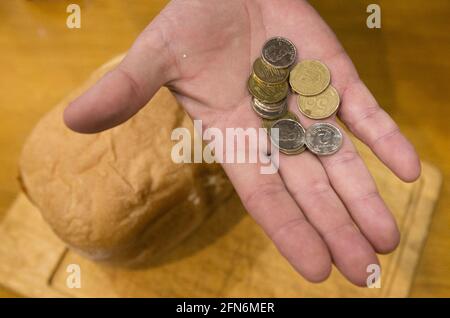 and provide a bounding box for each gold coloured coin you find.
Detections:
[262,111,299,131]
[282,144,307,155]
[297,85,340,119]
[252,57,289,84]
[289,60,331,96]
[253,97,286,111]
[251,97,287,120]
[248,74,288,104]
